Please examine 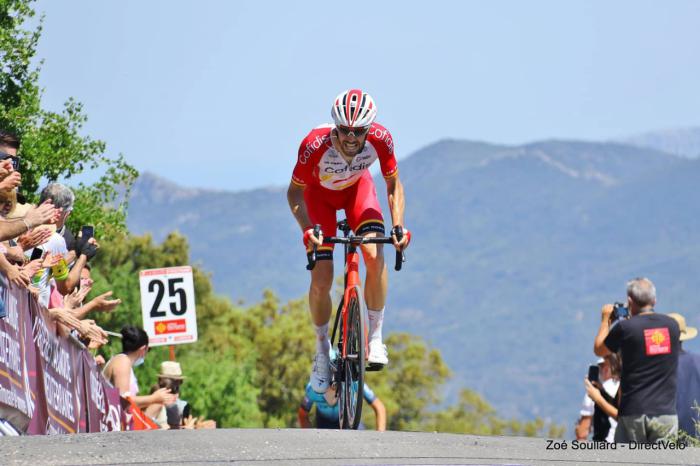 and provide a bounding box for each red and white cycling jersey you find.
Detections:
[291,122,398,191]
